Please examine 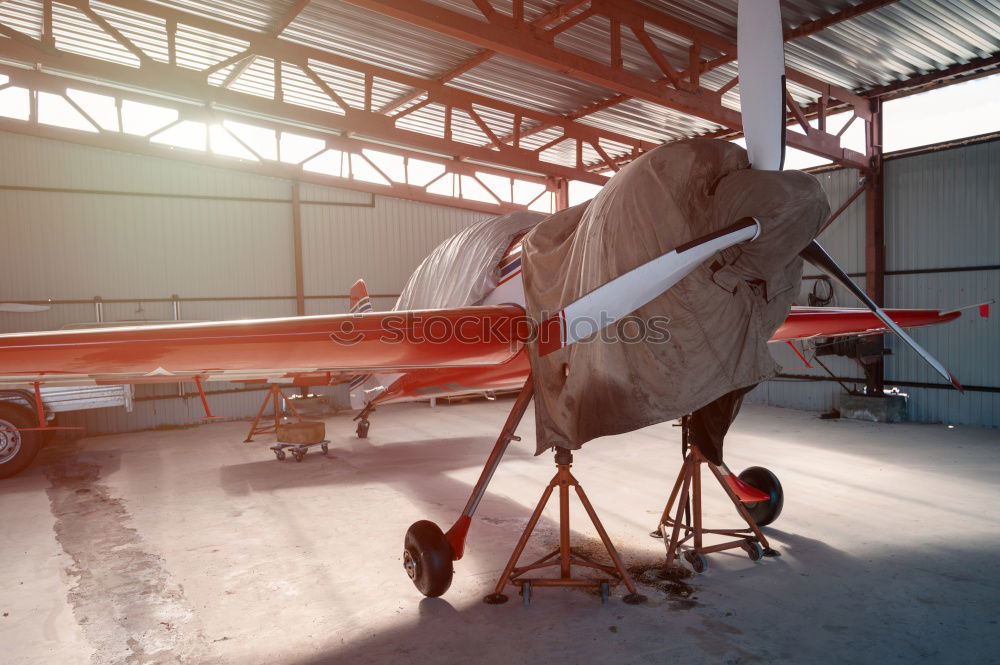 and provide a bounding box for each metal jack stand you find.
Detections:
[484,447,646,606]
[352,402,375,438]
[655,420,782,573]
[244,385,302,442]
